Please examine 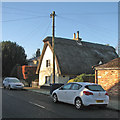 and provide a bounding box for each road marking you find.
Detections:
[29,101,45,109]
